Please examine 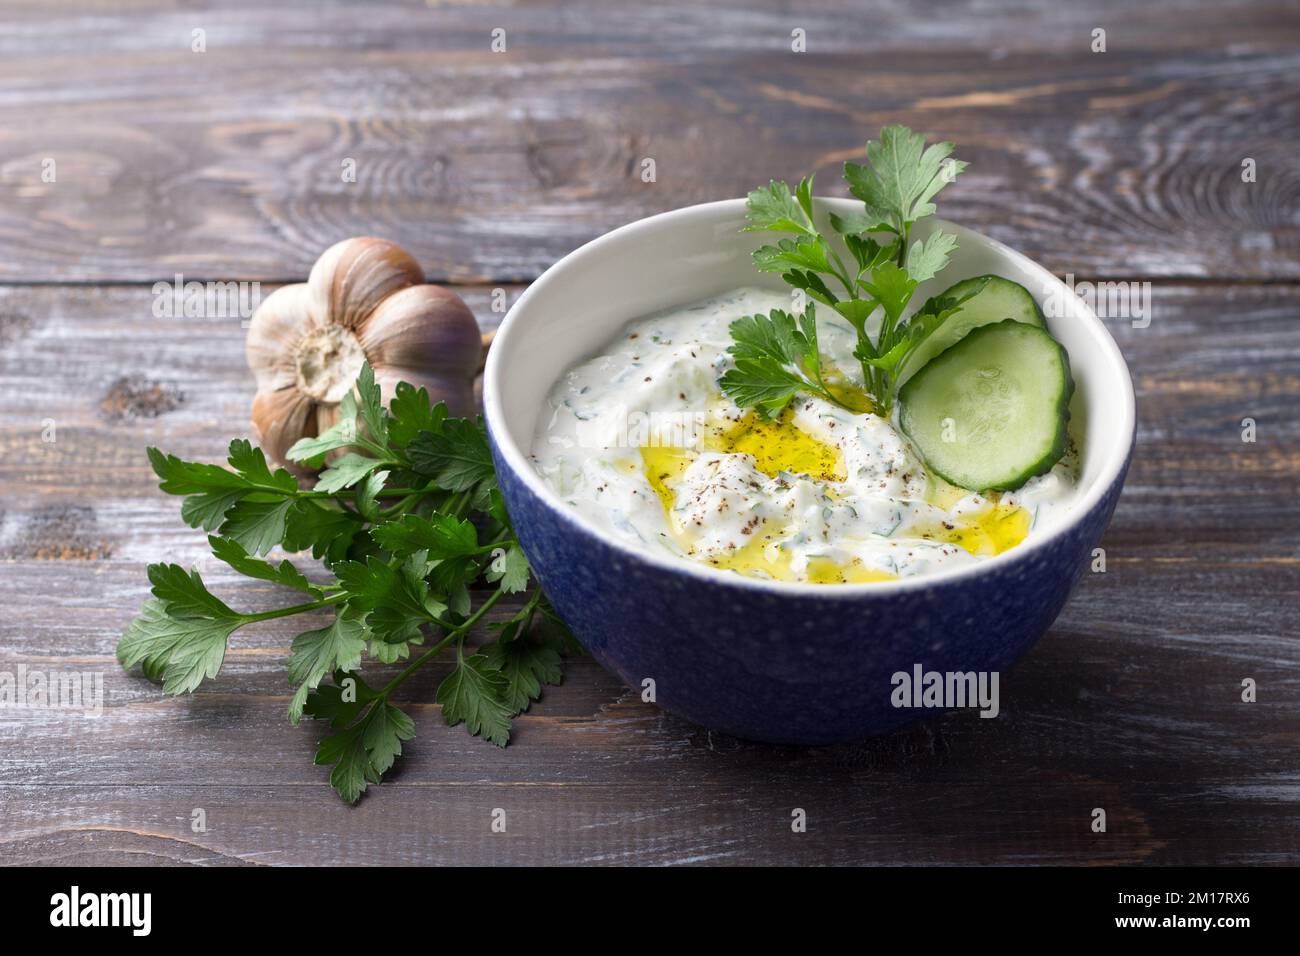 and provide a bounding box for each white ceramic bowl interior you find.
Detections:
[484,198,1135,593]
